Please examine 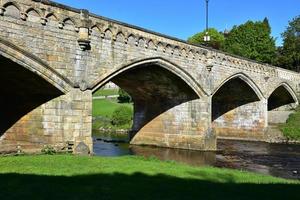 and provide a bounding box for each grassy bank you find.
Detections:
[92,99,133,130]
[0,155,298,200]
[280,106,300,140]
[93,89,118,97]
